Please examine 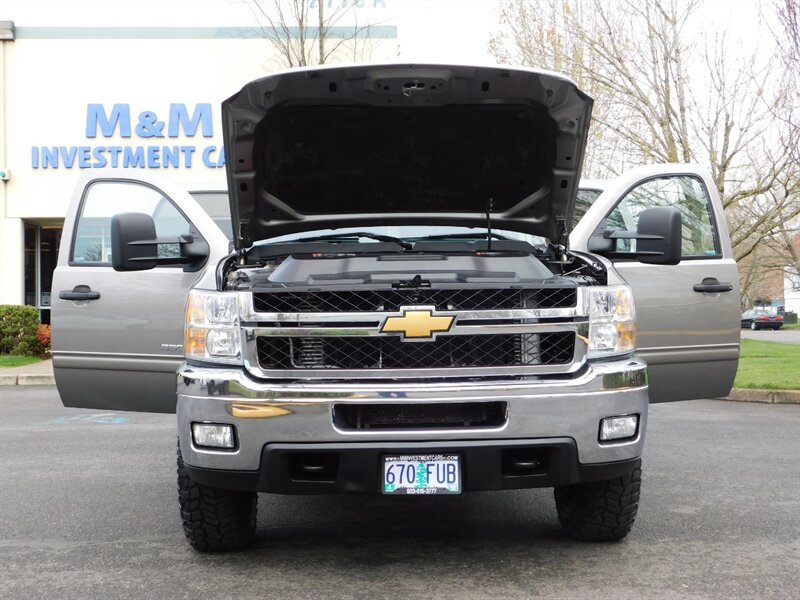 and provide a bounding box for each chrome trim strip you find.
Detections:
[330,421,511,437]
[246,363,584,379]
[242,308,586,322]
[246,321,587,337]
